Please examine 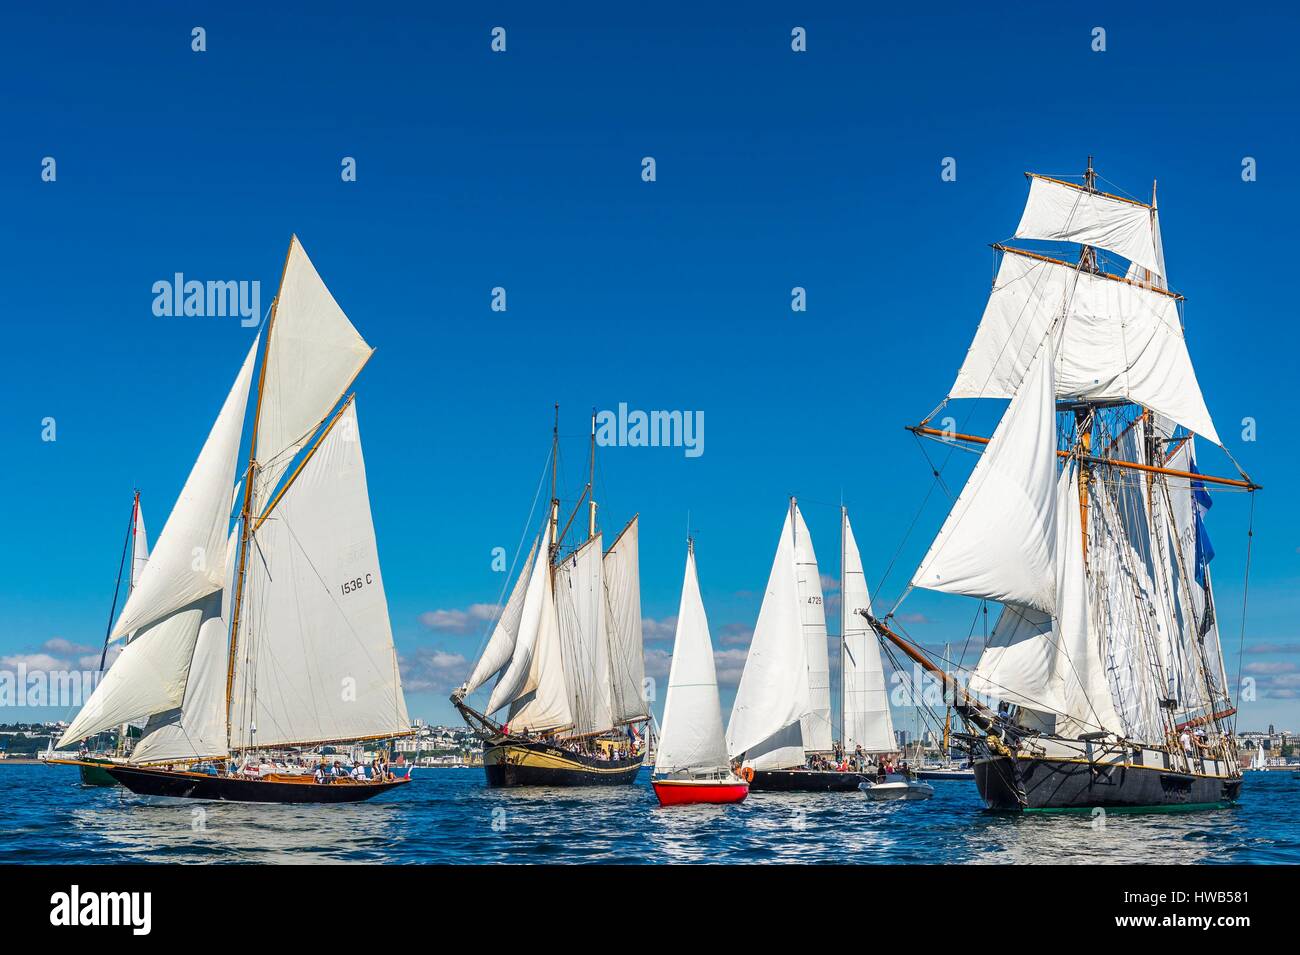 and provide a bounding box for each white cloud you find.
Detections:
[399,648,472,694]
[642,616,677,642]
[417,604,500,635]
